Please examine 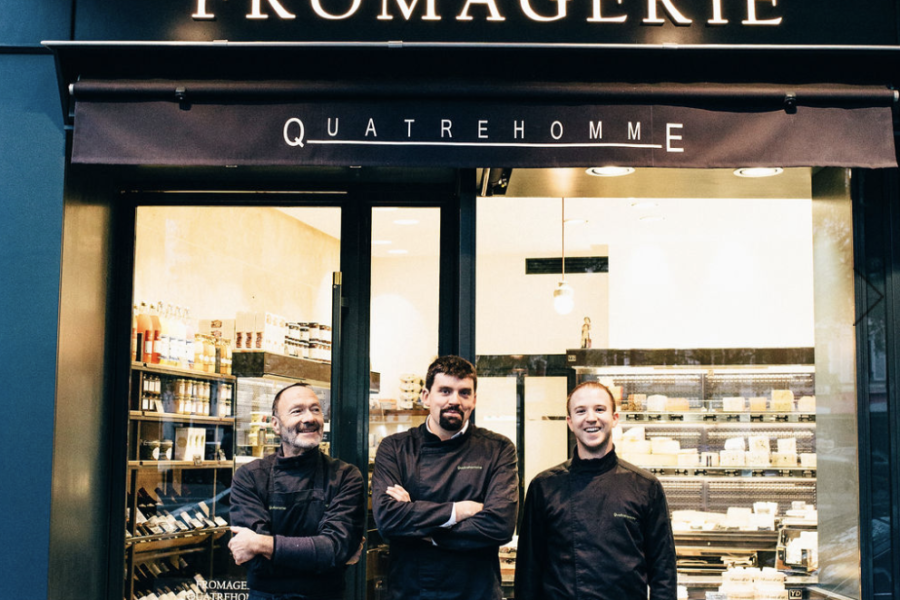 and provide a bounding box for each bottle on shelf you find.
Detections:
[136,487,159,518]
[157,301,172,367]
[204,336,216,374]
[218,383,233,417]
[140,374,161,411]
[184,307,196,370]
[137,302,154,363]
[149,303,162,364]
[174,305,188,370]
[132,304,139,361]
